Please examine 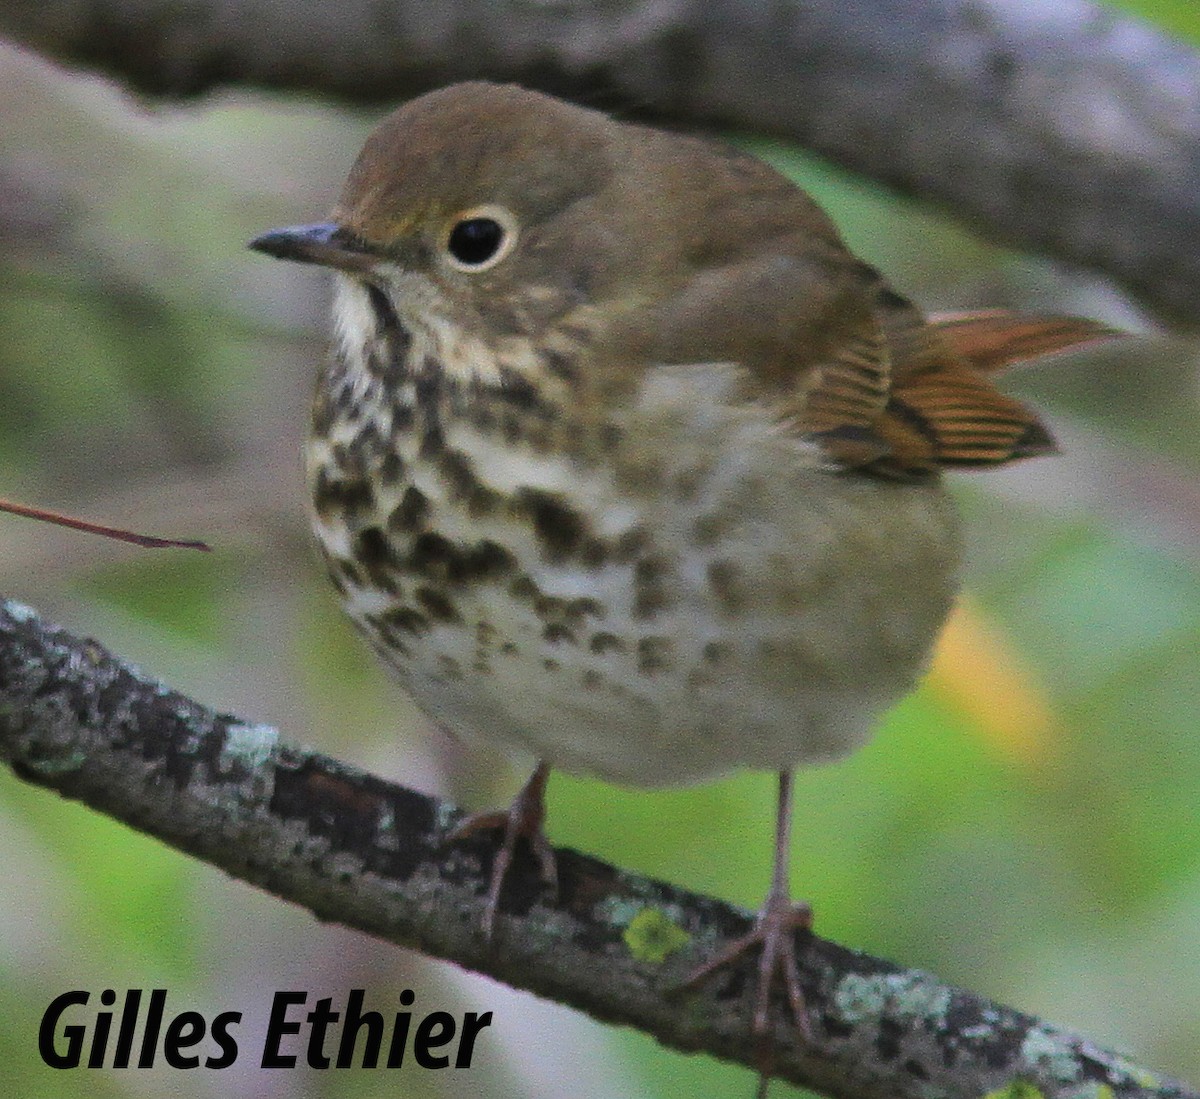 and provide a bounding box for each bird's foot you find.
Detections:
[681,891,813,1098]
[445,761,556,939]
[682,892,813,1037]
